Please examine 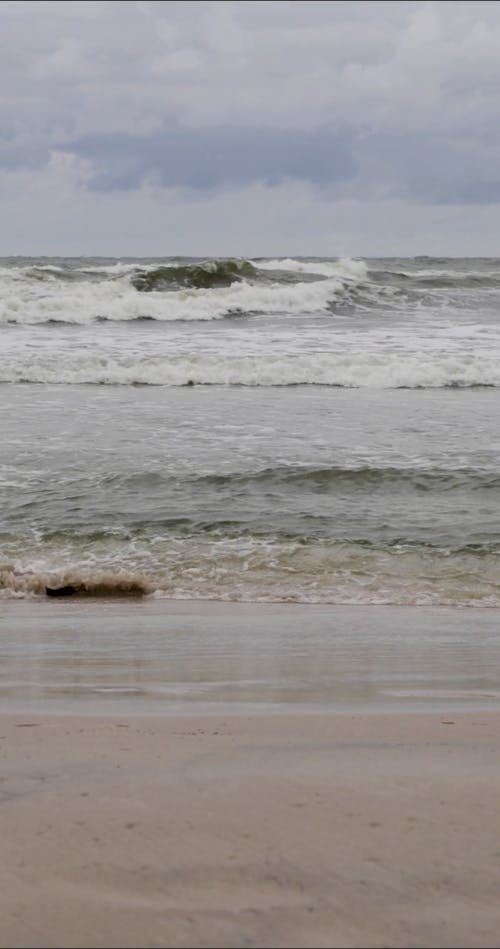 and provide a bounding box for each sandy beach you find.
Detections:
[4,2,500,947]
[1,600,500,947]
[1,707,499,948]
